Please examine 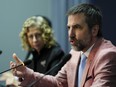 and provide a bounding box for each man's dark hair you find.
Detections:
[67,3,103,37]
